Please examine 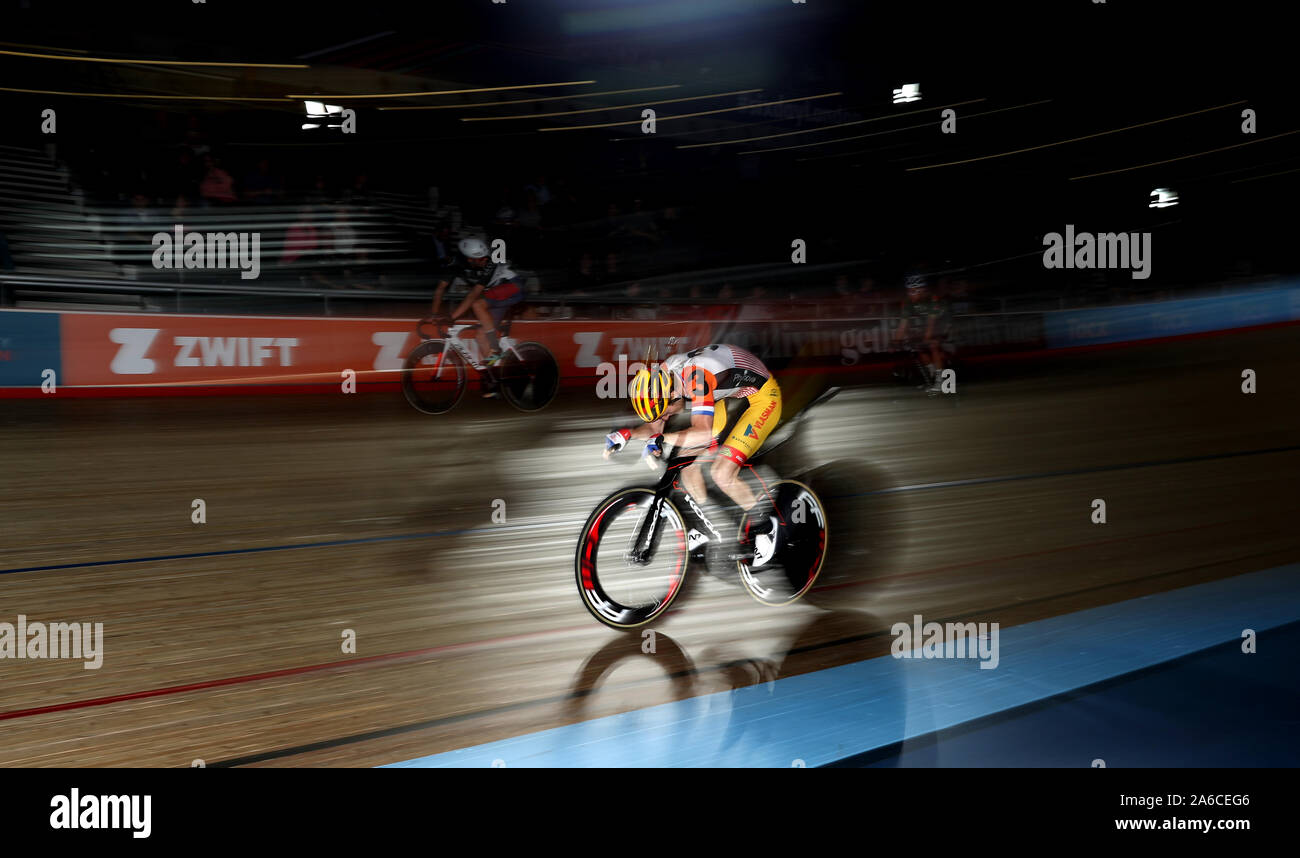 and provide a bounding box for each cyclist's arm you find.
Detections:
[664,368,718,450]
[450,283,485,319]
[662,412,714,451]
[626,399,684,440]
[924,313,936,342]
[431,279,449,315]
